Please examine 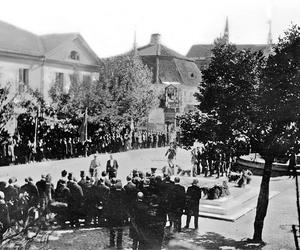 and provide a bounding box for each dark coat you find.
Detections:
[0,201,10,233]
[68,182,84,208]
[169,184,186,213]
[94,183,110,205]
[5,185,18,203]
[124,182,137,206]
[106,188,127,227]
[186,185,201,209]
[36,179,47,198]
[106,159,119,173]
